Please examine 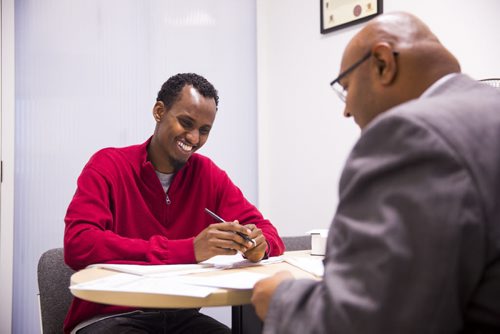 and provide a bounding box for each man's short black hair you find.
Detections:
[156,73,219,110]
